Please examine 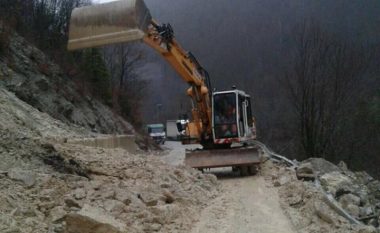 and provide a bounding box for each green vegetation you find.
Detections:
[83,49,112,105]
